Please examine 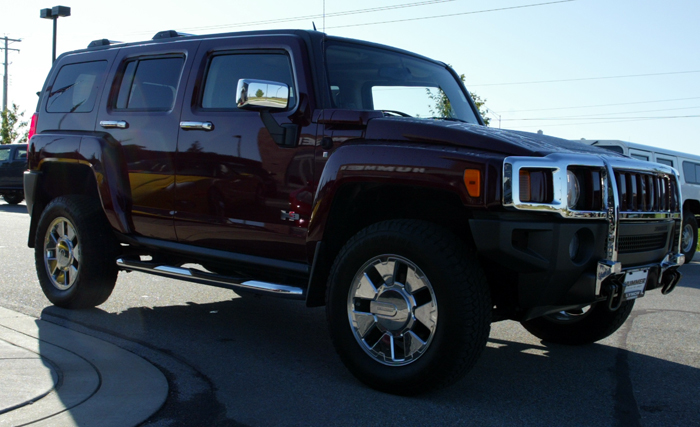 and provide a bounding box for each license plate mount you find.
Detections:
[622,269,649,301]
